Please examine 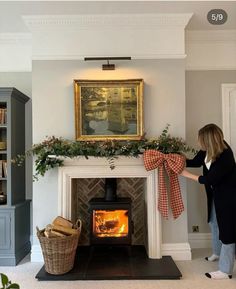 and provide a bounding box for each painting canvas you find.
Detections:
[74,79,144,141]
